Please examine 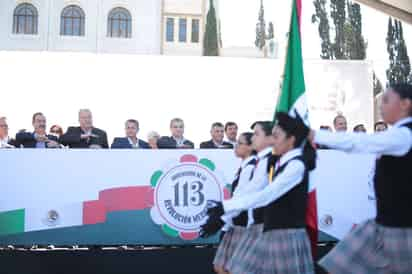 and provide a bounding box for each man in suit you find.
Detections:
[200,122,234,149]
[157,118,194,149]
[0,117,17,148]
[333,114,348,132]
[224,121,238,147]
[111,119,150,149]
[60,109,108,149]
[15,112,60,148]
